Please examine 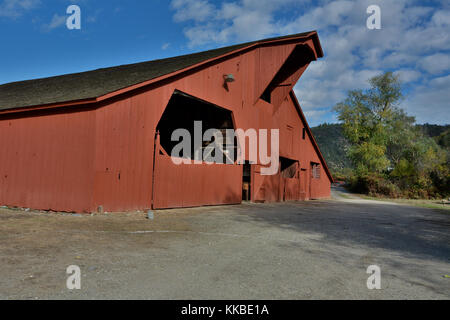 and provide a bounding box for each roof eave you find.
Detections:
[0,31,322,115]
